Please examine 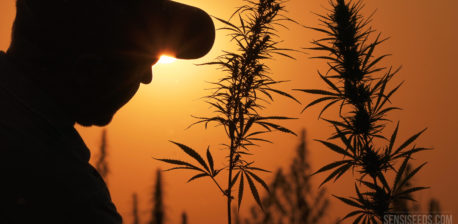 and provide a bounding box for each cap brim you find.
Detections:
[160,1,215,59]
